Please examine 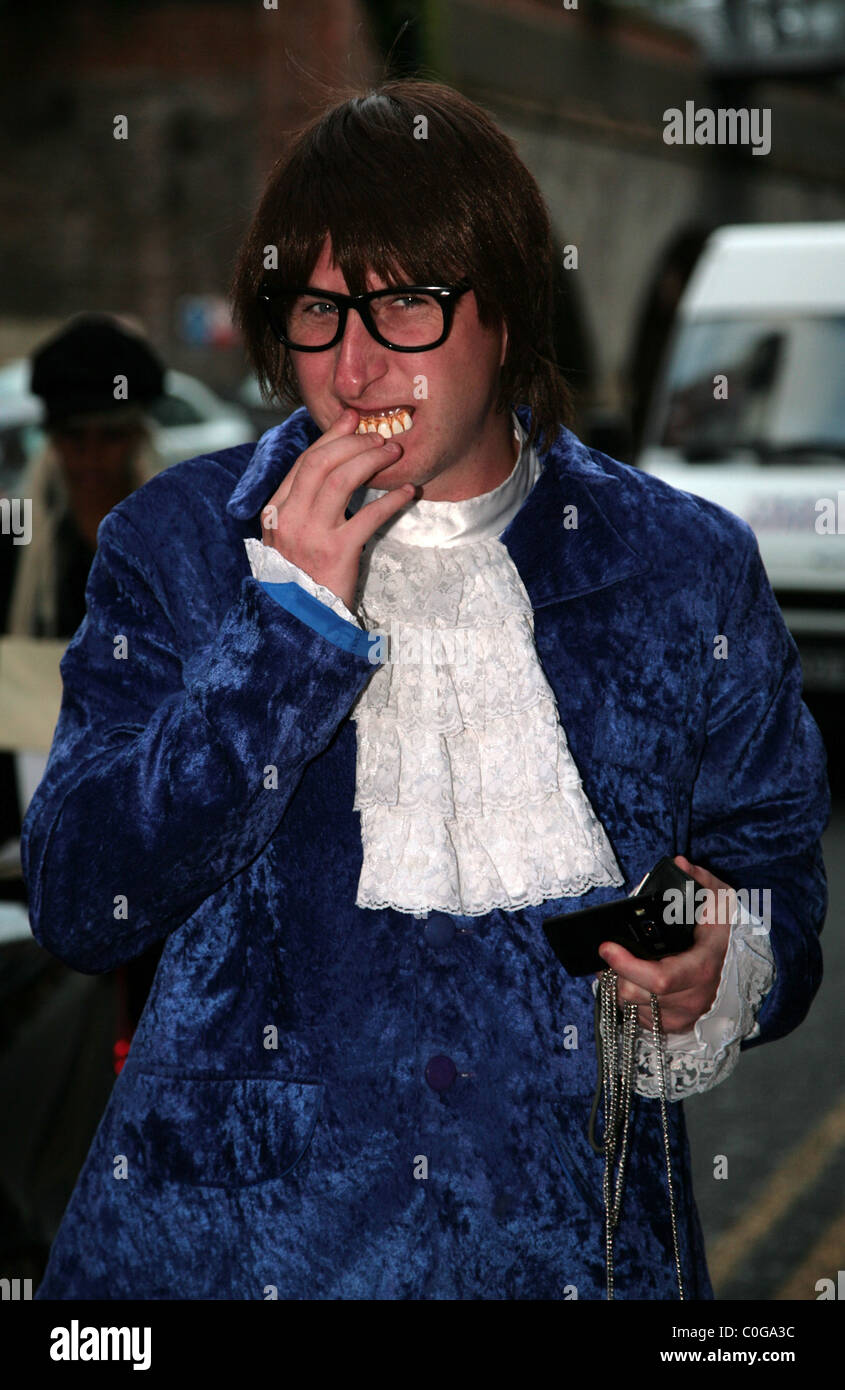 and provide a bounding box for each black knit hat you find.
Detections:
[30,314,165,427]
